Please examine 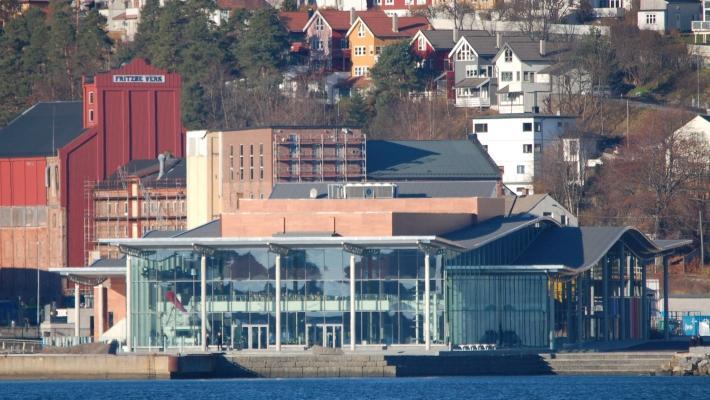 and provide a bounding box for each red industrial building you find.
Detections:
[0,59,184,303]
